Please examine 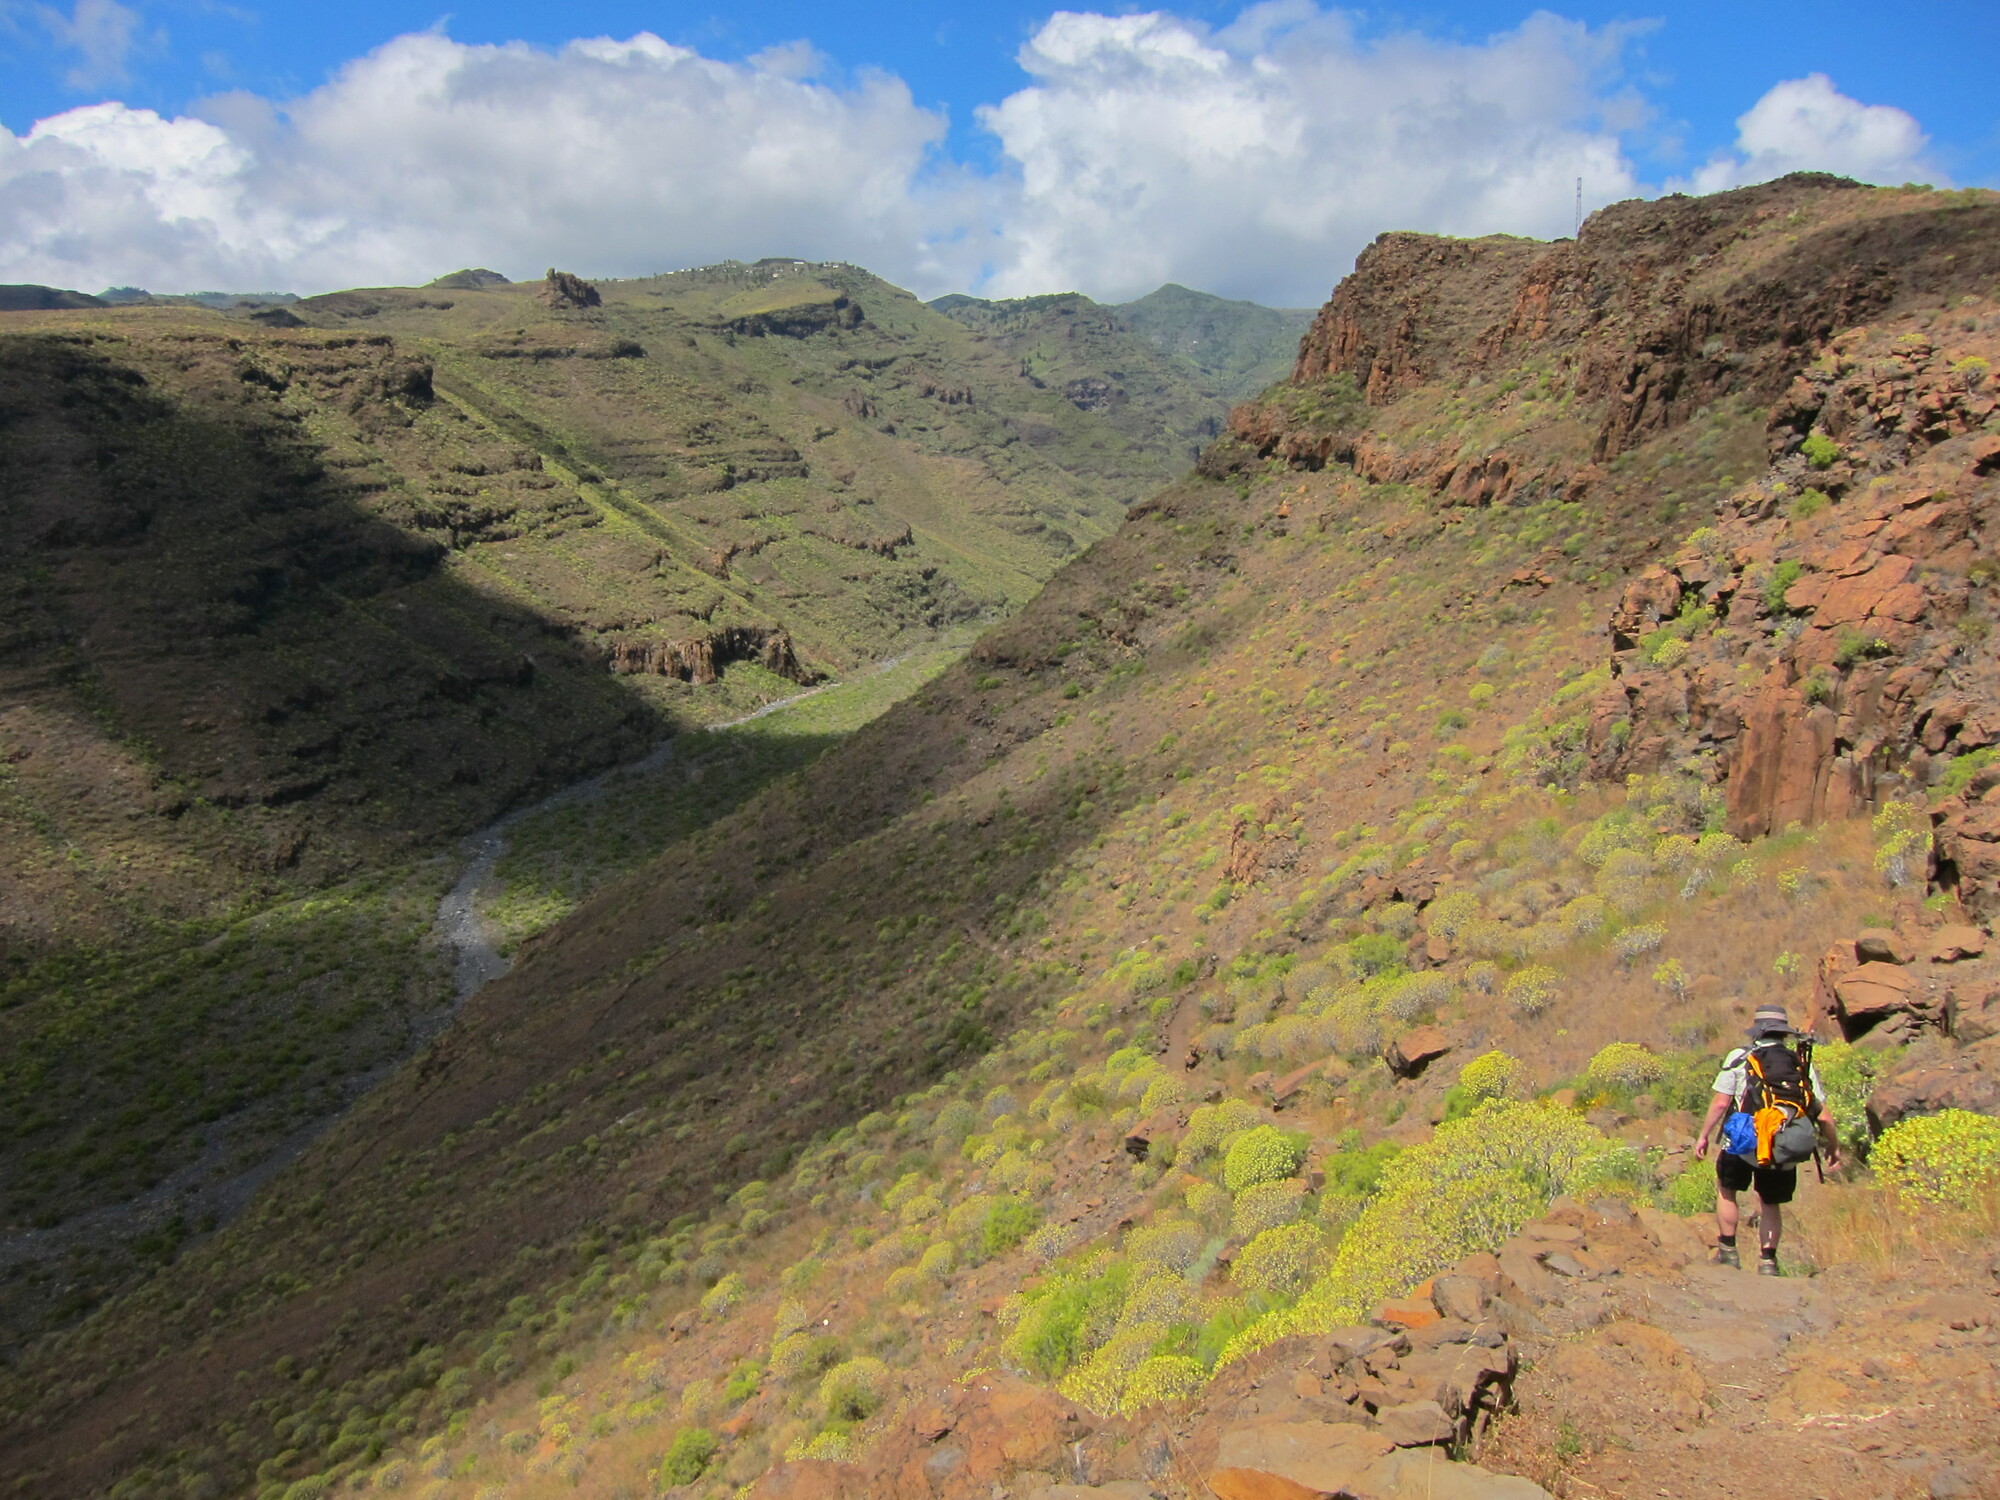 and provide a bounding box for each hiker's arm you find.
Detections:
[1692,1091,1731,1159]
[1816,1101,1843,1168]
